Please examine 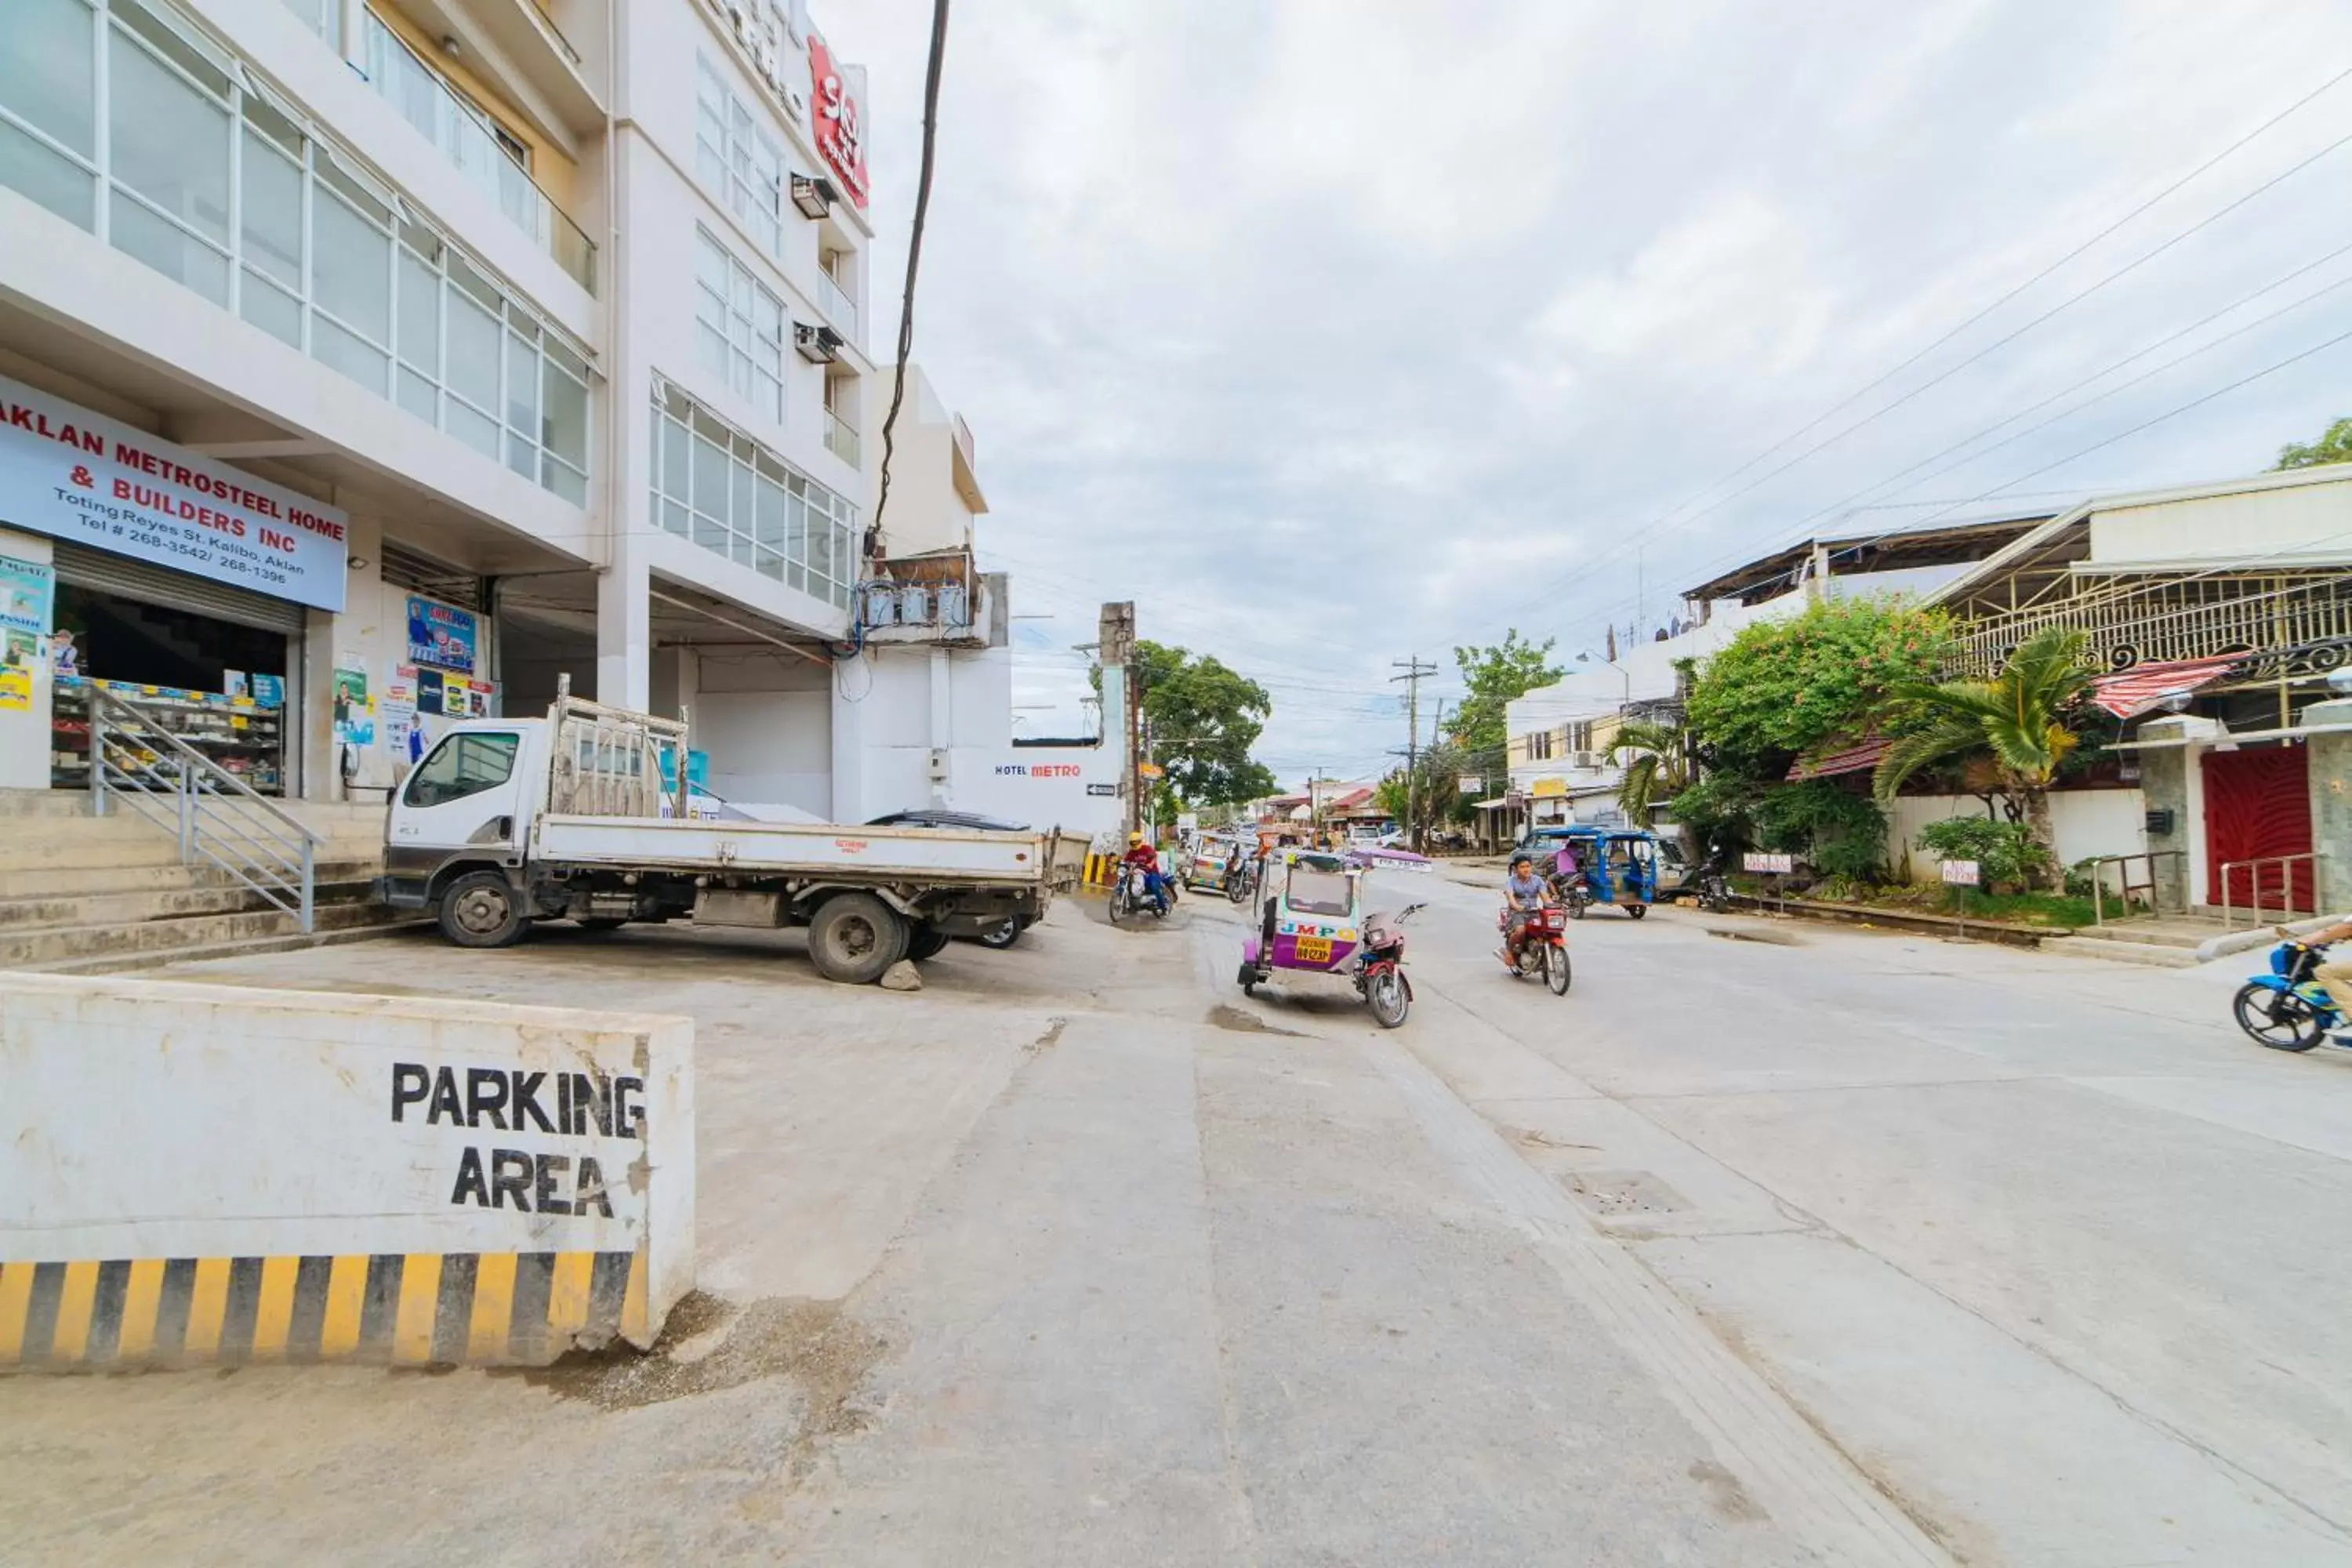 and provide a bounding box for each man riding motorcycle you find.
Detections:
[1122,832,1174,915]
[2303,914,2352,1042]
[1500,852,1552,968]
